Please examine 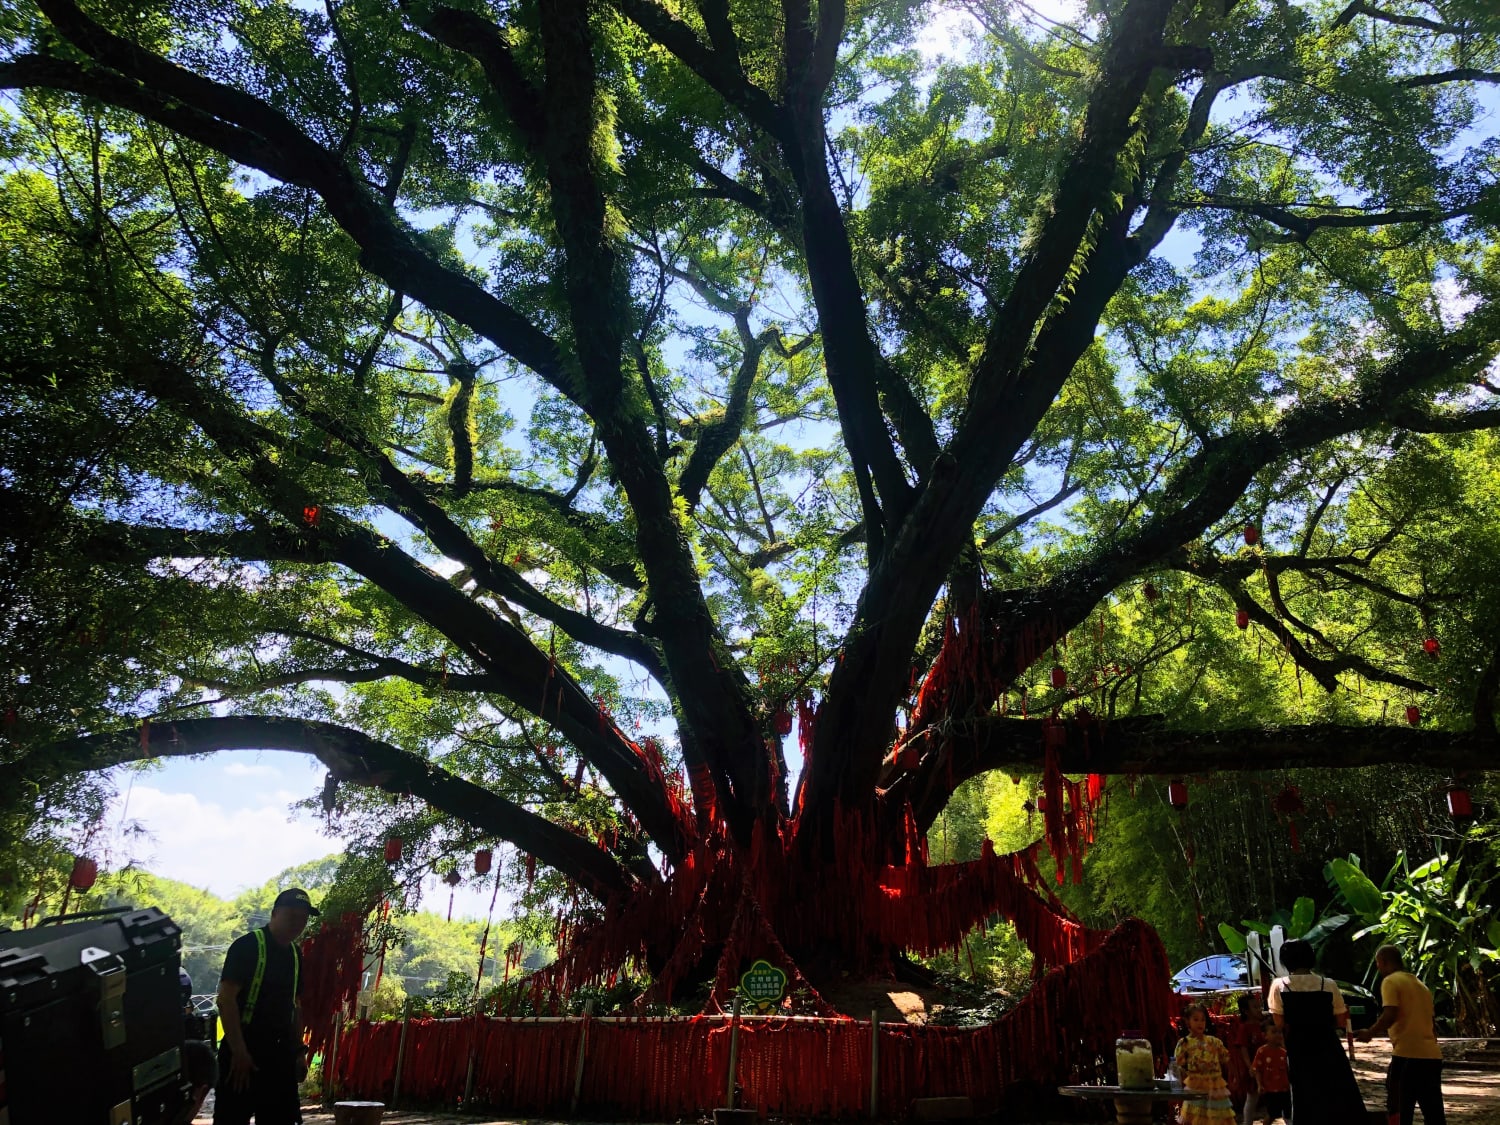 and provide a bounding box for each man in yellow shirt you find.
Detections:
[1355,945,1445,1125]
